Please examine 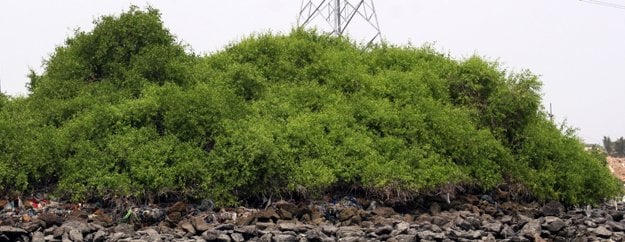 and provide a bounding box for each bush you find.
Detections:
[0,7,620,205]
